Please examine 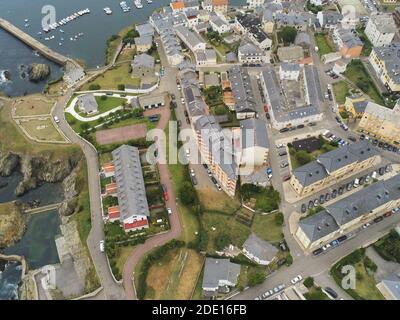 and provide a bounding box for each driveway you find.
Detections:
[366,247,400,282]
